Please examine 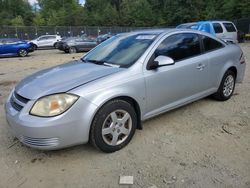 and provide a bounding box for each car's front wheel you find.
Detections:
[213,70,236,101]
[18,49,28,57]
[90,100,137,153]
